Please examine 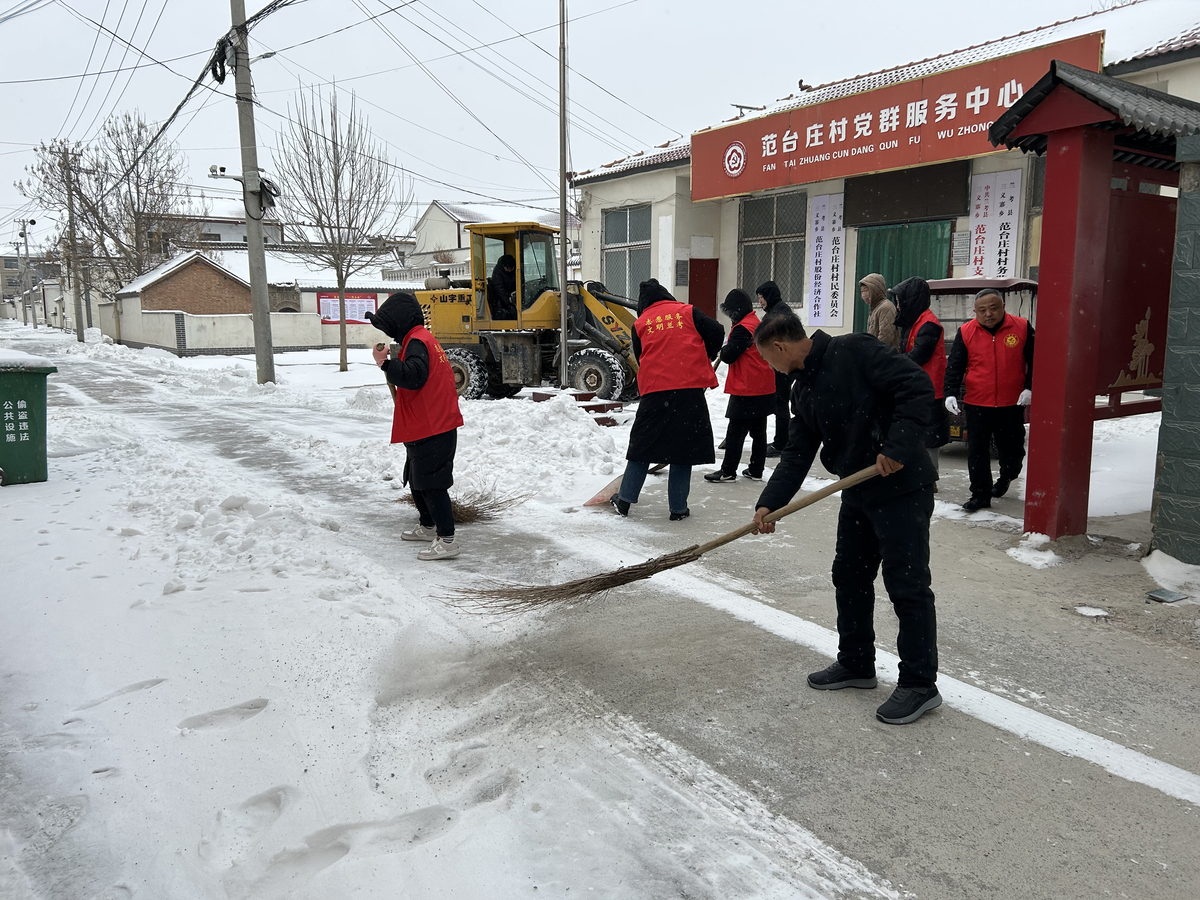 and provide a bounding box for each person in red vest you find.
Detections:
[612,279,724,520]
[892,276,949,482]
[368,292,465,560]
[705,289,776,483]
[943,288,1035,512]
